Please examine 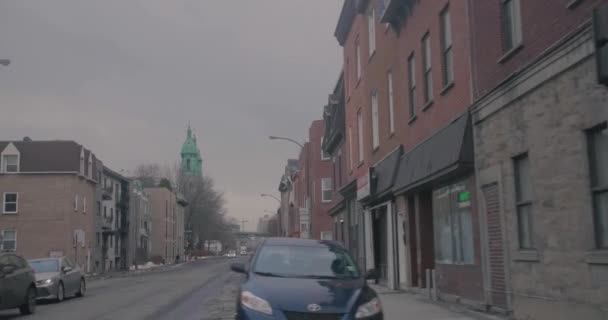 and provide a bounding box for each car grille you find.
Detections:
[283,311,344,320]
